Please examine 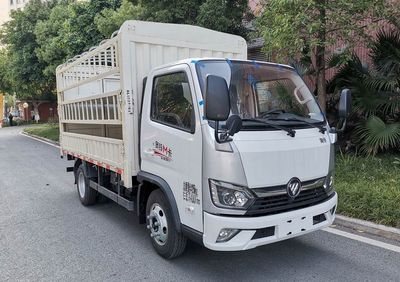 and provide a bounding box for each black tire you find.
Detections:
[146,190,187,259]
[76,165,97,206]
